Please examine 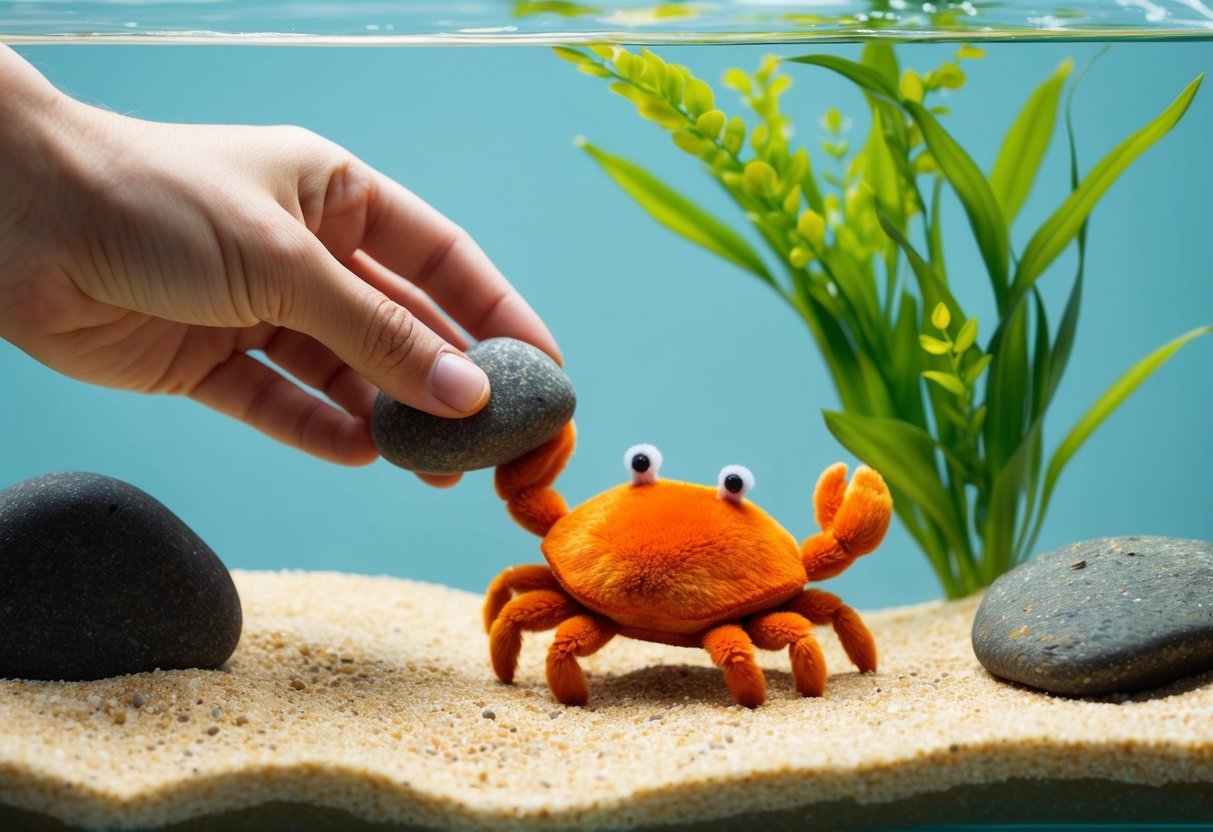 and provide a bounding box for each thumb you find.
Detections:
[278,249,490,417]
